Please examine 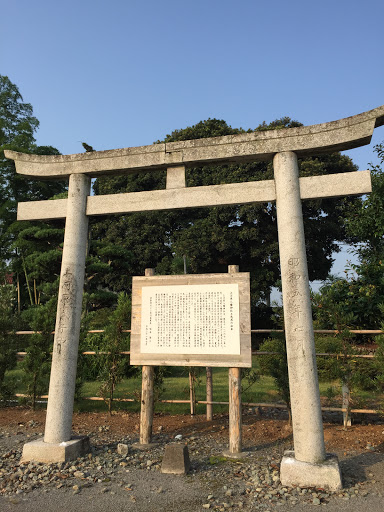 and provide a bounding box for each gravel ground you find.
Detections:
[1,410,384,511]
